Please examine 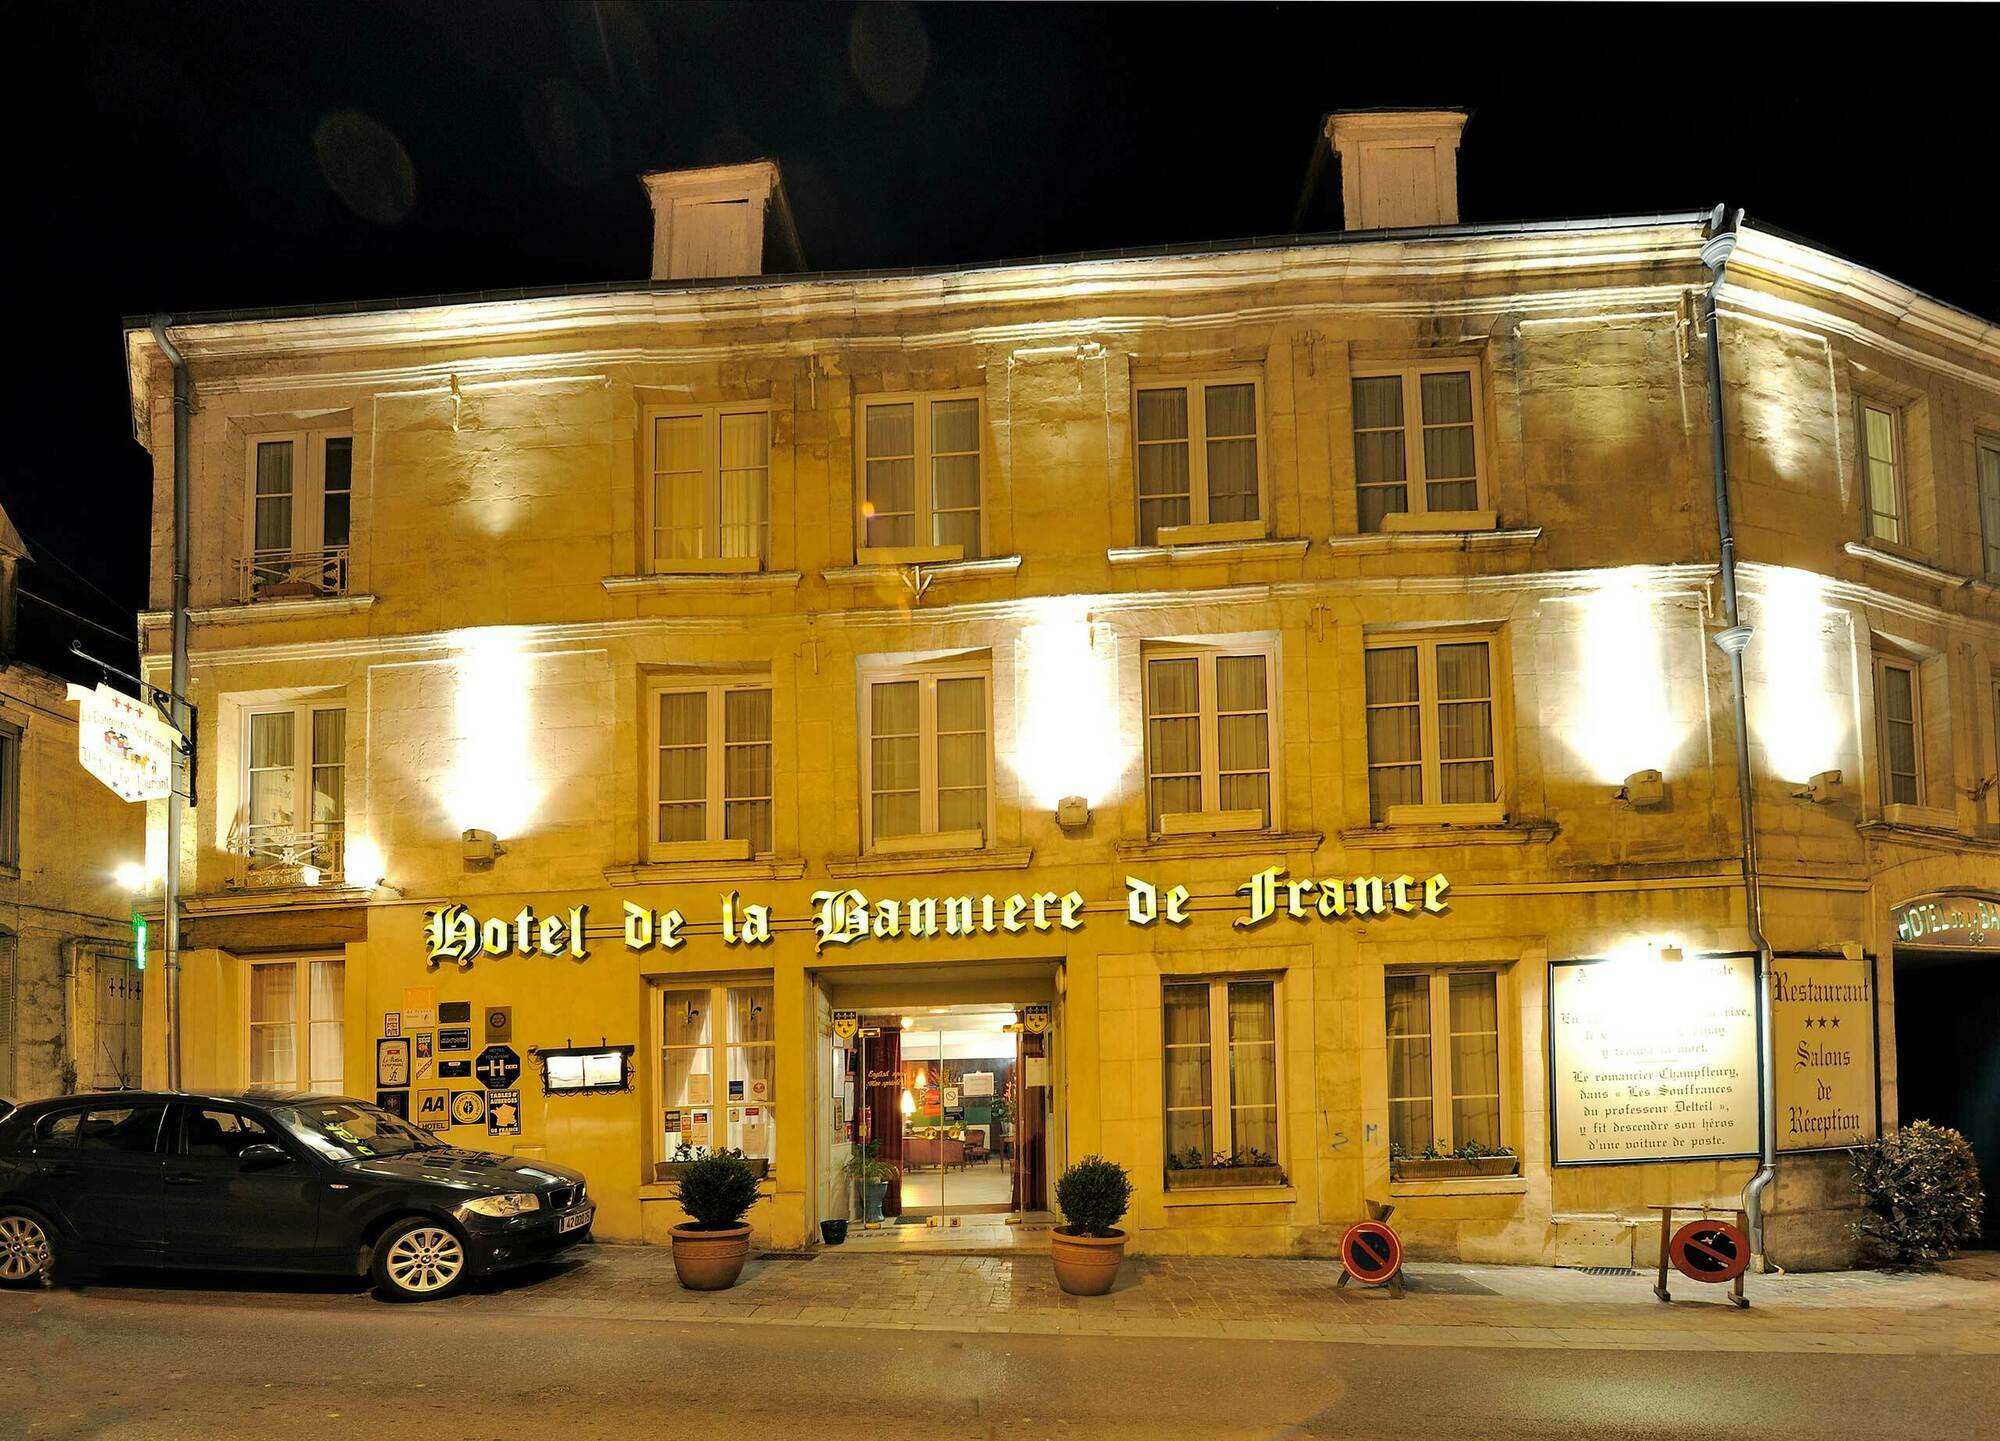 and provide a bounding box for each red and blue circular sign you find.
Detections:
[1339,1219,1403,1285]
